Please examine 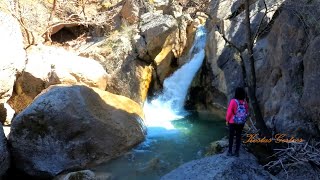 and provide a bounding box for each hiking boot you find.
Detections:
[227,151,232,156]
